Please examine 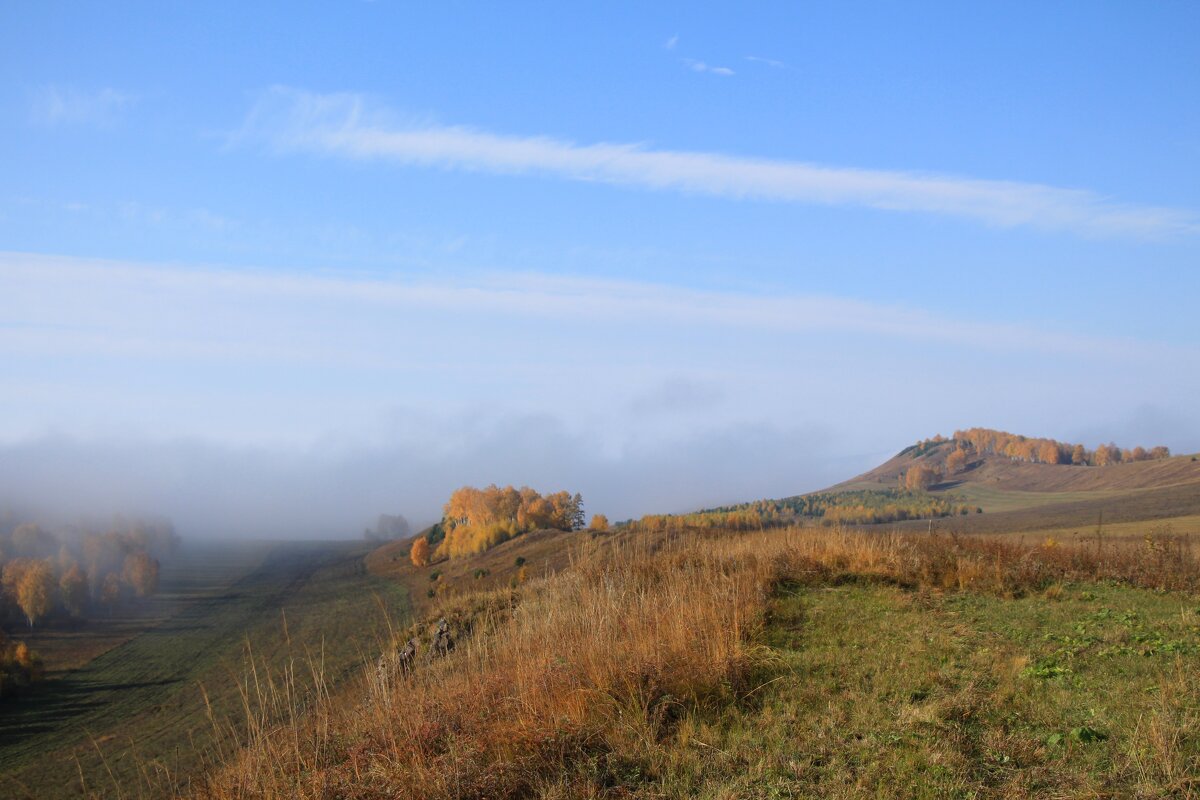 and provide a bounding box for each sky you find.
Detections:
[2,2,1198,536]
